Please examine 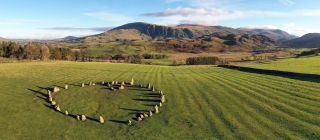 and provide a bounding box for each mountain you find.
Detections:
[0,37,7,41]
[238,28,297,42]
[55,36,79,42]
[79,22,293,43]
[282,33,320,48]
